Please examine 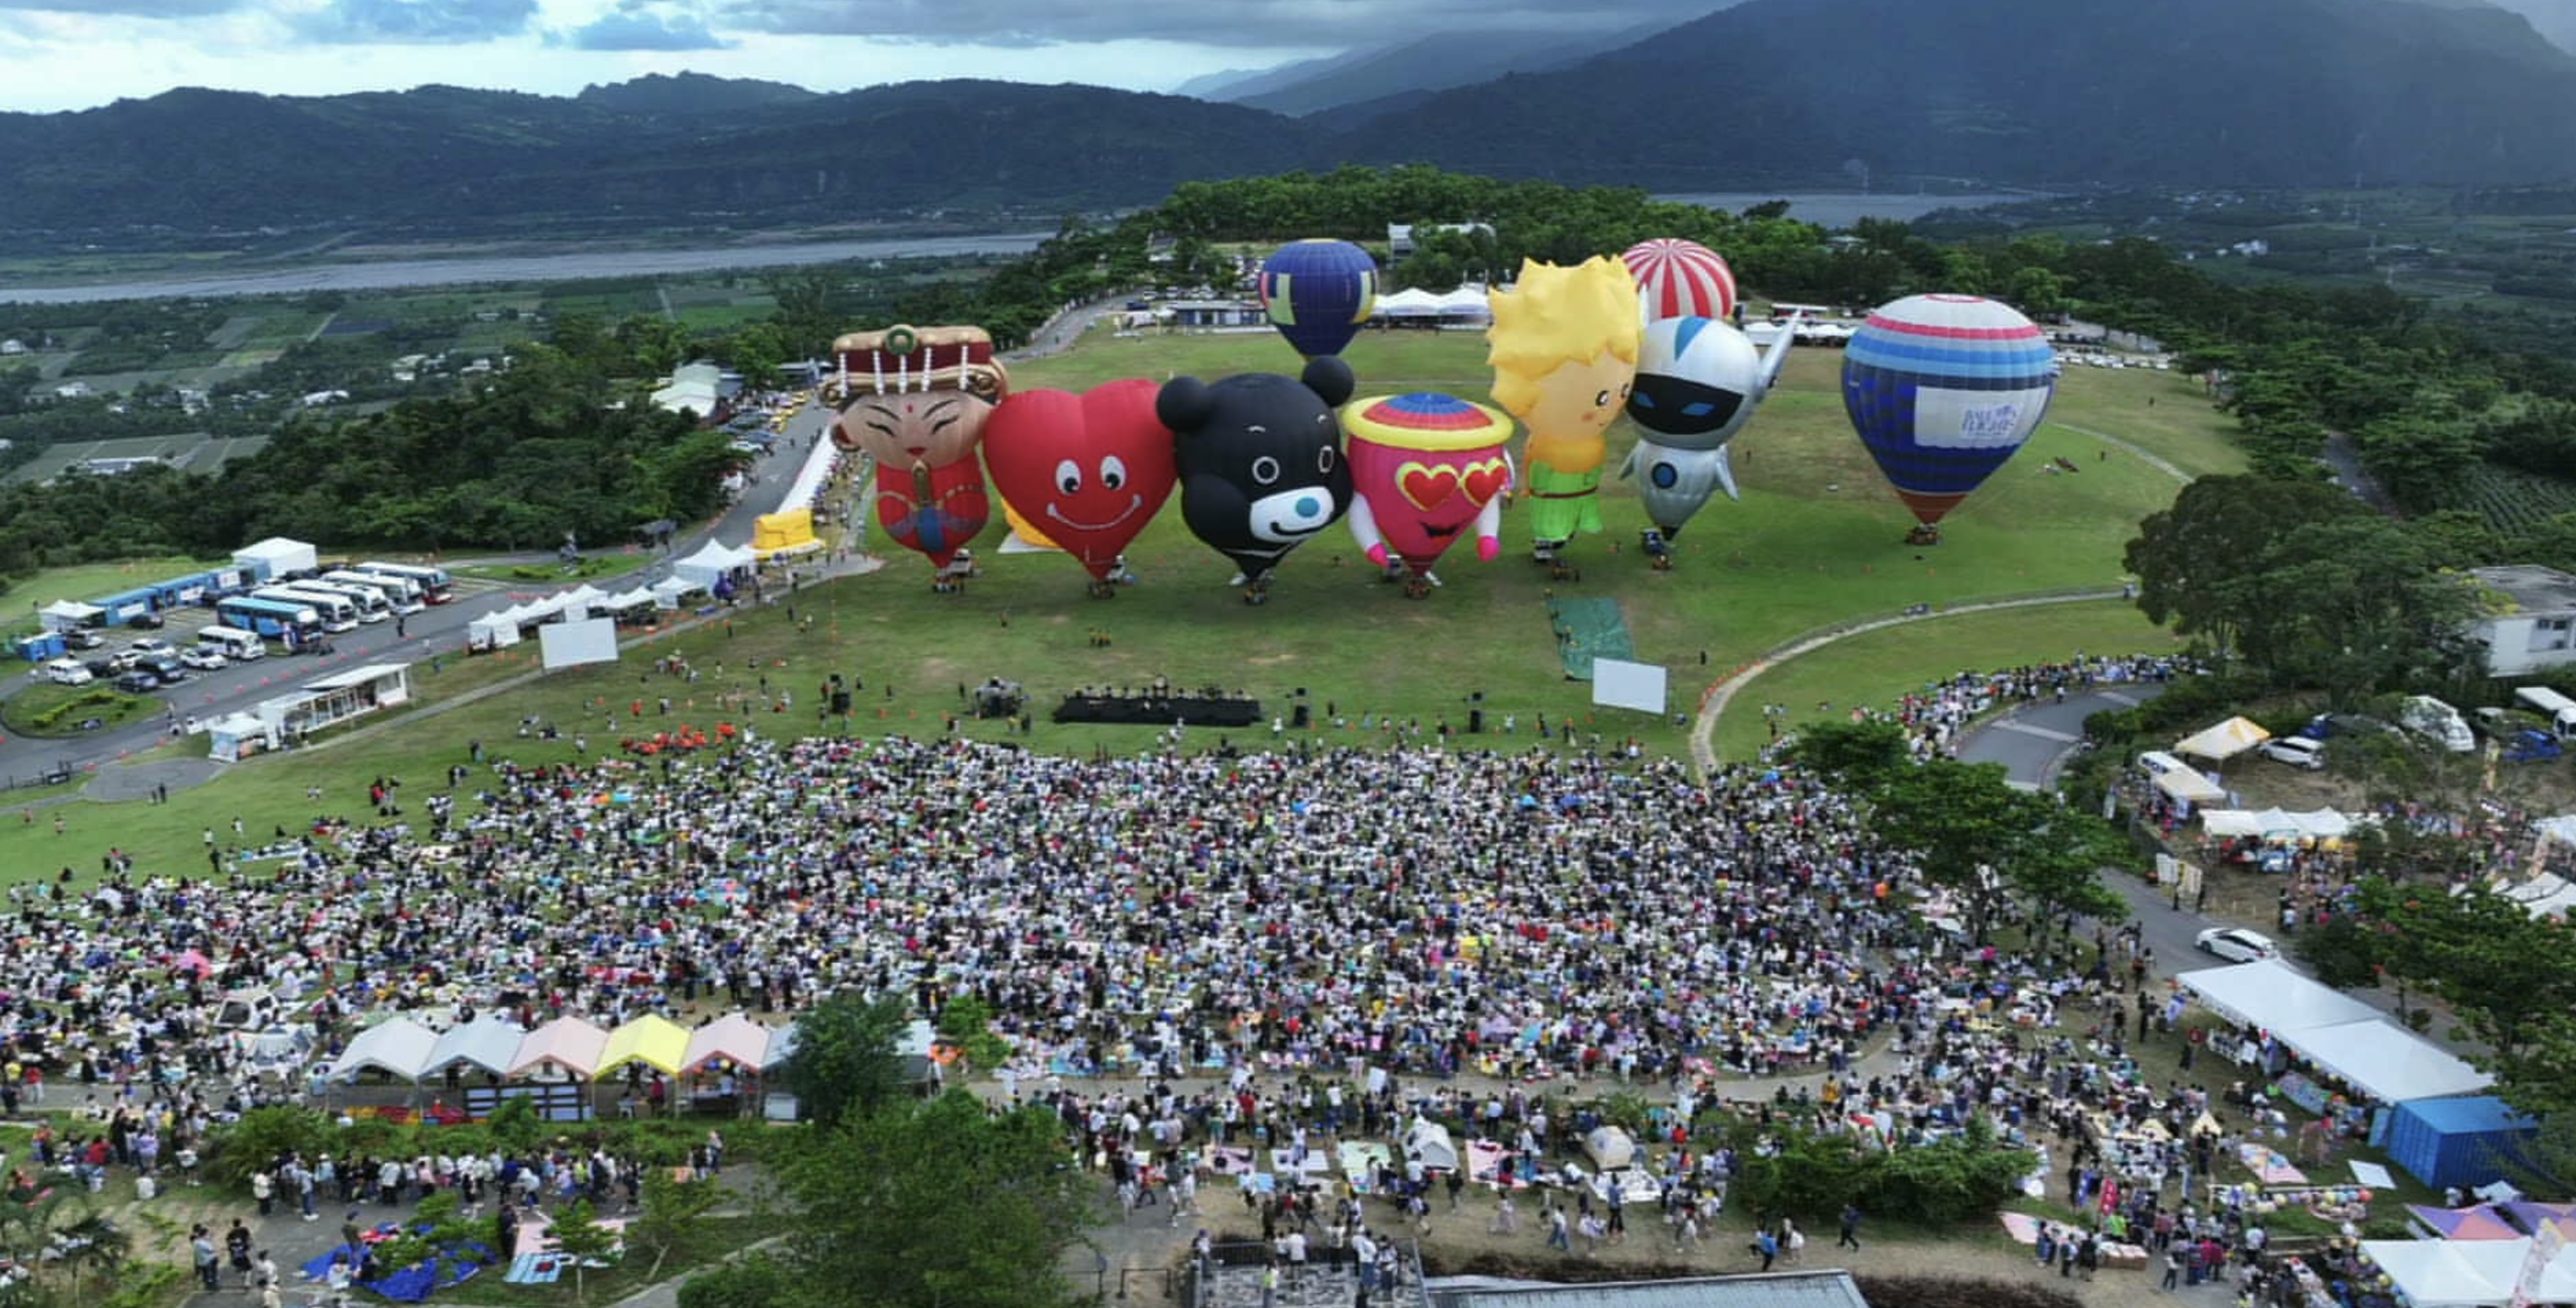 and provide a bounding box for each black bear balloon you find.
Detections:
[1161,357,1357,604]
